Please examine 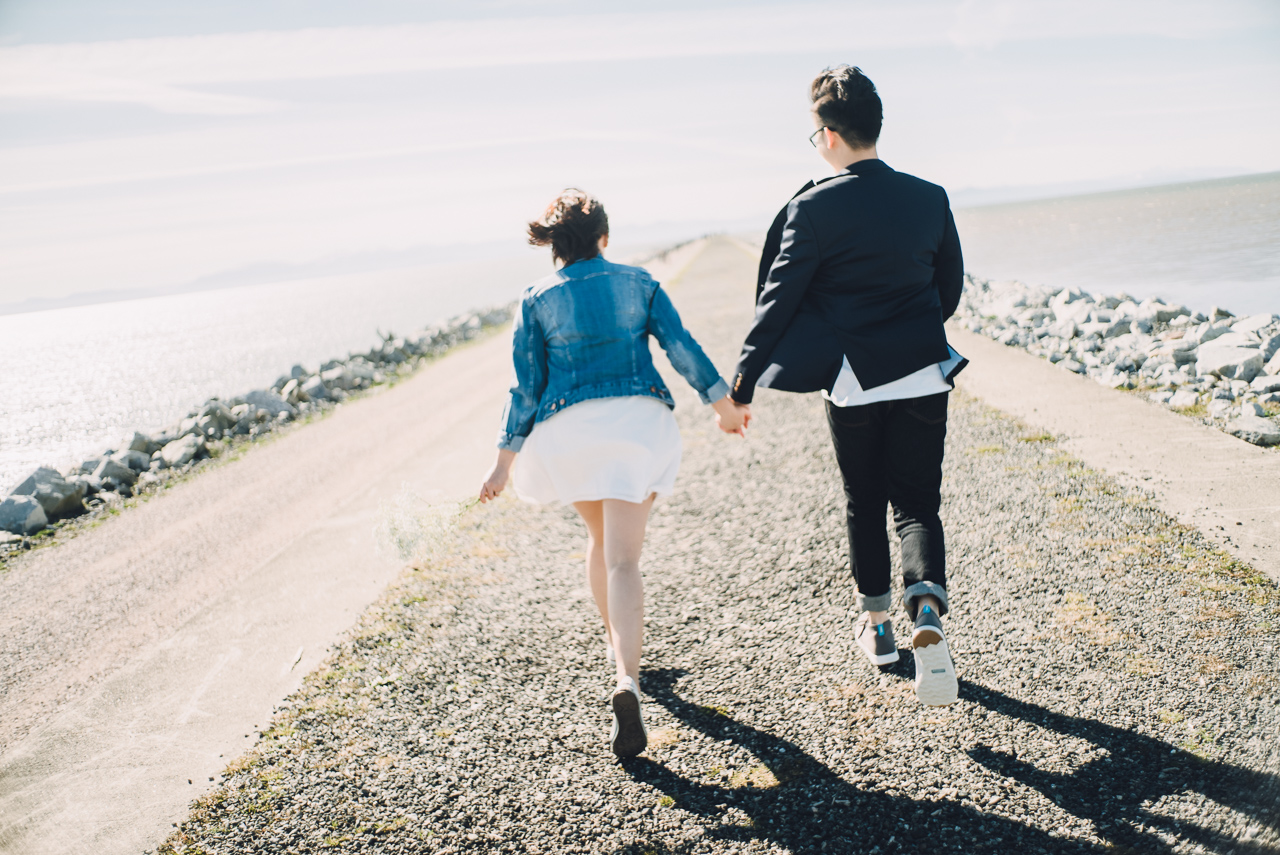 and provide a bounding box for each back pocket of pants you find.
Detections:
[903,392,948,425]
